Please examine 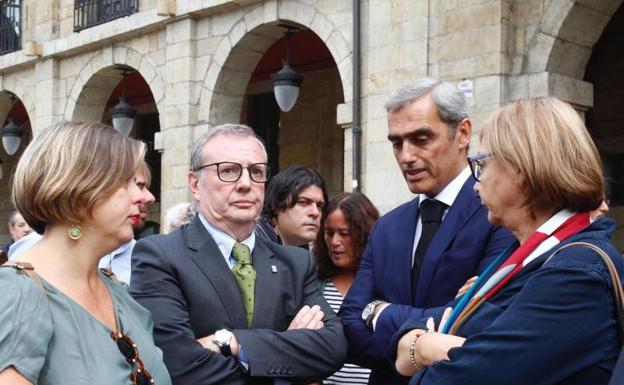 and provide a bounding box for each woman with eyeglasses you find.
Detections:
[0,122,171,385]
[314,192,379,385]
[391,97,623,385]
